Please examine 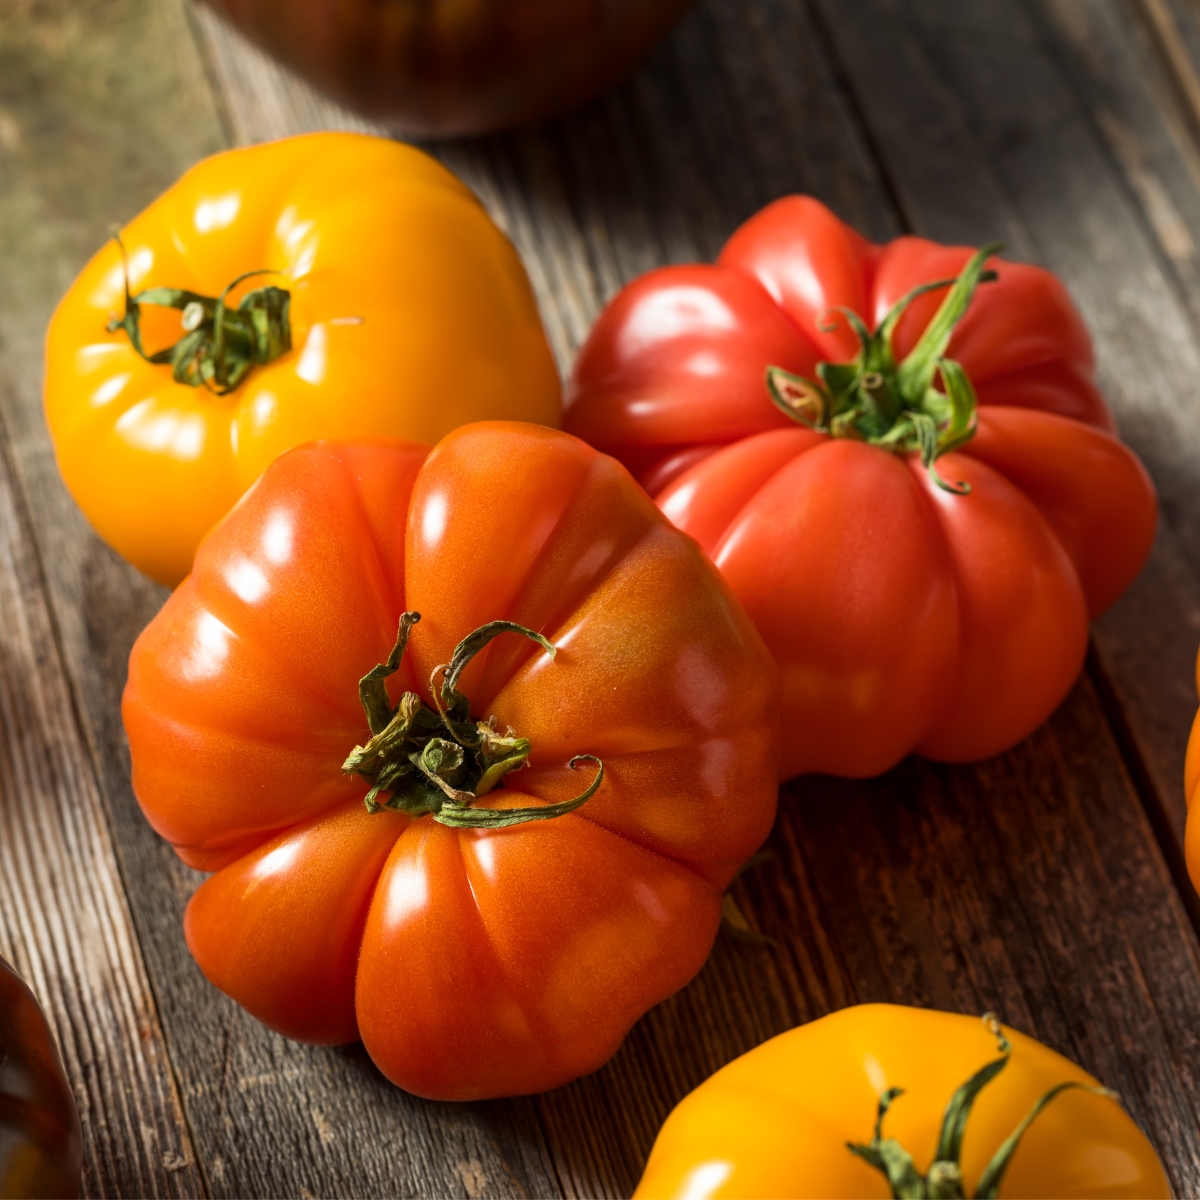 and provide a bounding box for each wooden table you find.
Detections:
[5,0,1200,1194]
